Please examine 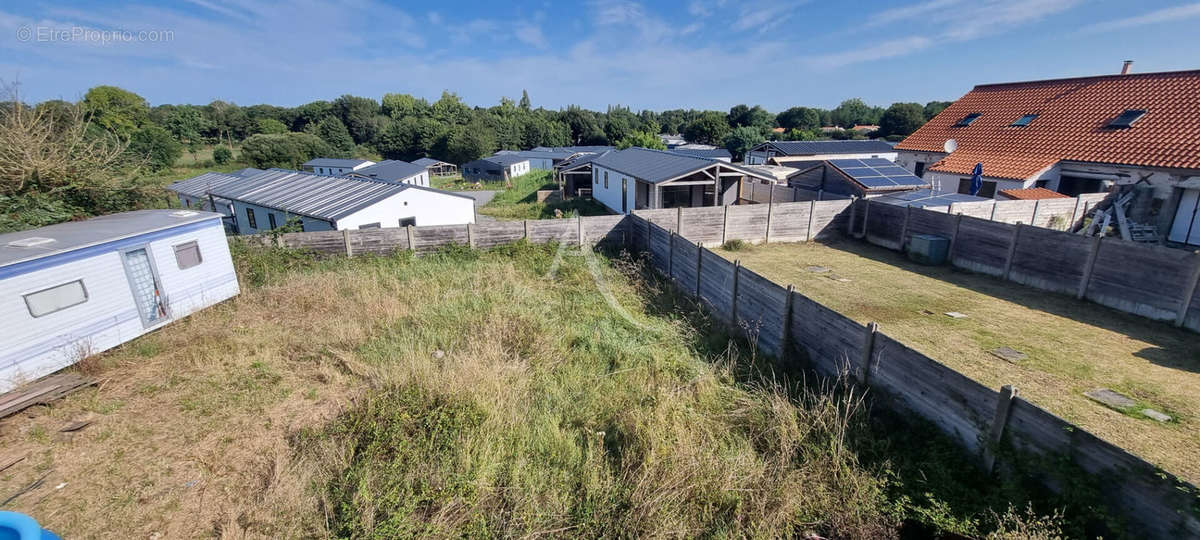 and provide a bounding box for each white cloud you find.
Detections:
[427,12,442,25]
[731,1,802,32]
[865,0,961,27]
[1078,3,1200,33]
[807,36,933,68]
[687,0,727,17]
[515,23,548,48]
